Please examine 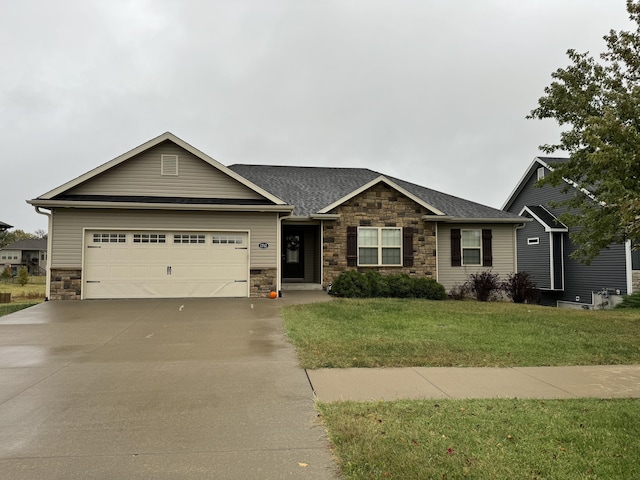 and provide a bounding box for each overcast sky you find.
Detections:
[1,1,633,233]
